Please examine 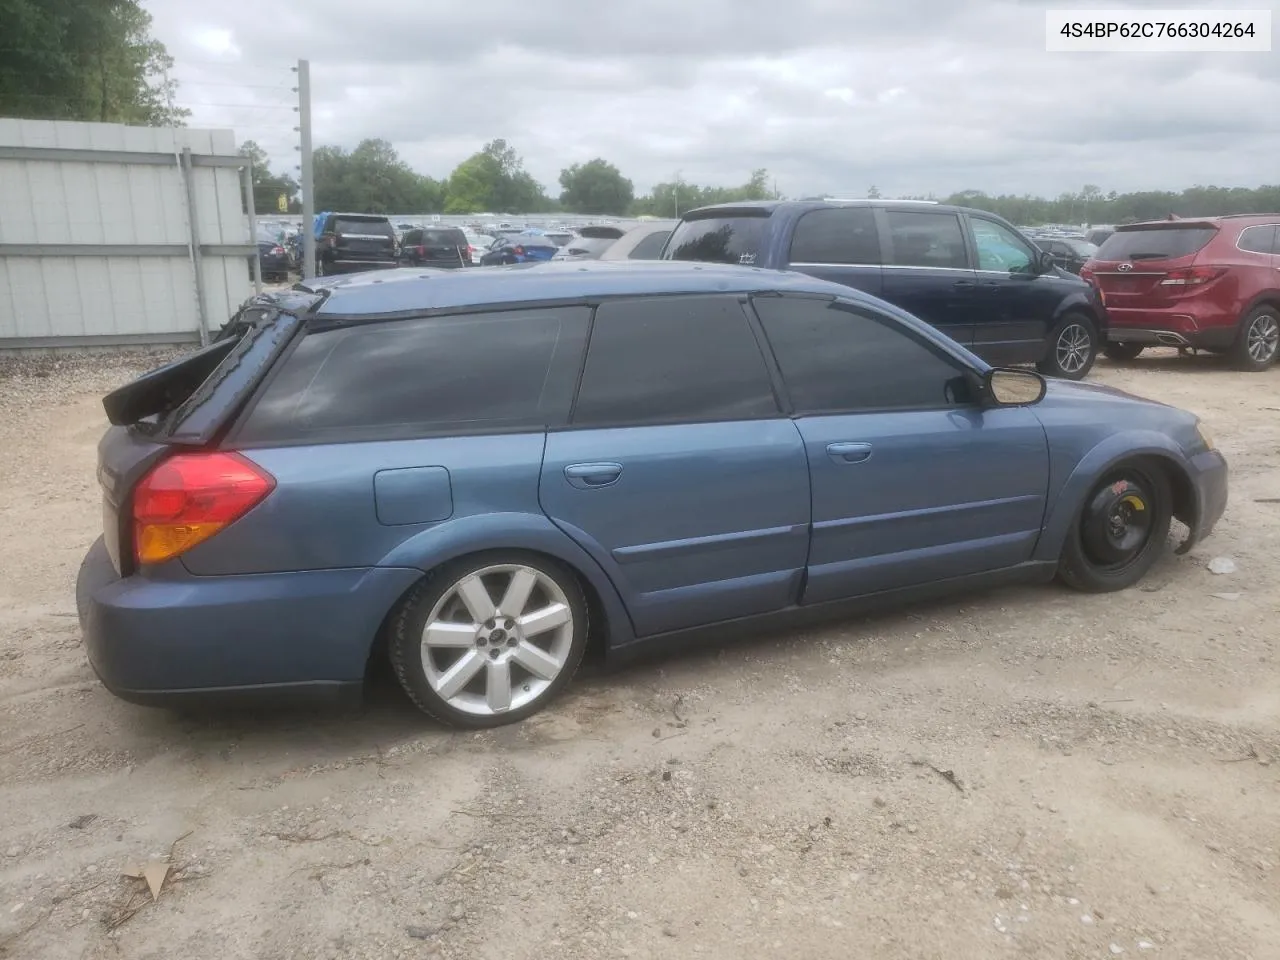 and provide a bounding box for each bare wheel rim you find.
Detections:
[1247,314,1279,363]
[420,564,574,717]
[1056,323,1092,373]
